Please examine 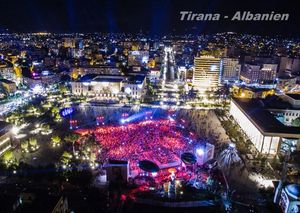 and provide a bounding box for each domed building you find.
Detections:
[279,184,300,213]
